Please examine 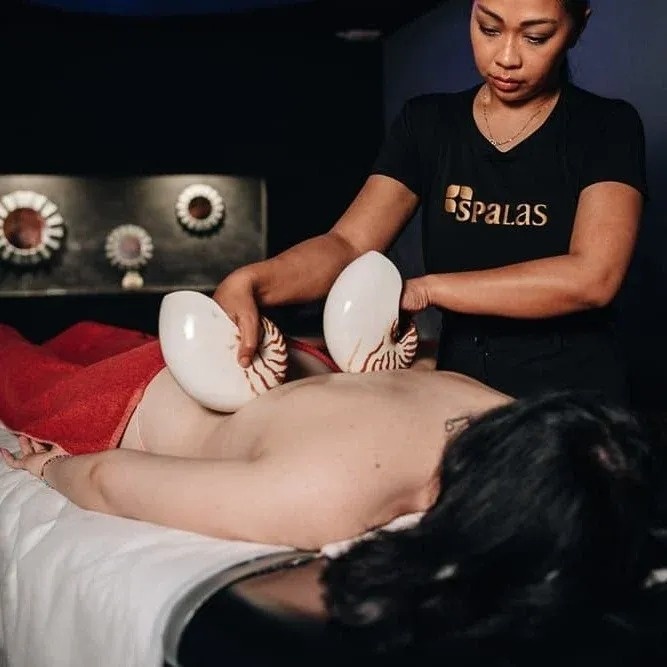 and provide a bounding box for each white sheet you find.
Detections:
[0,425,292,667]
[0,425,422,667]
